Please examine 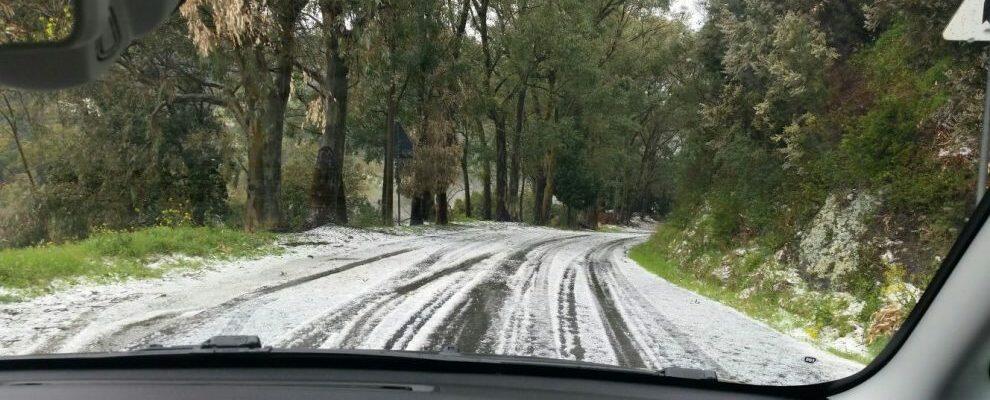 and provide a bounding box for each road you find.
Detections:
[0,223,862,385]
